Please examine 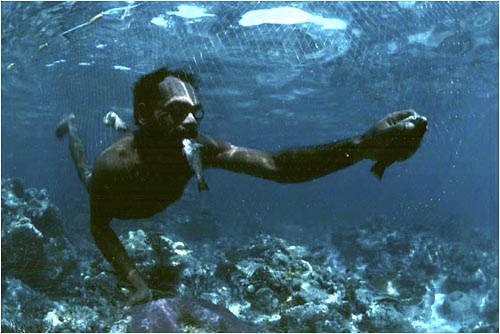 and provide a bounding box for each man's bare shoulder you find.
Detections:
[198,133,232,154]
[94,133,138,172]
[197,133,275,176]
